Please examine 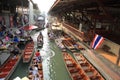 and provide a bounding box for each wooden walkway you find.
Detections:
[62,23,120,80]
[96,49,120,66]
